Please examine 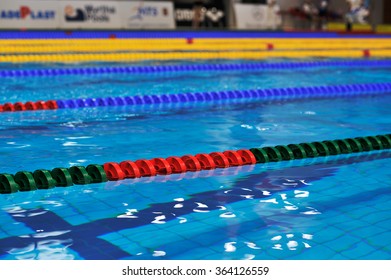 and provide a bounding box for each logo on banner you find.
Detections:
[175,8,224,23]
[252,6,266,21]
[128,4,169,21]
[64,5,86,22]
[0,6,55,20]
[64,4,116,22]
